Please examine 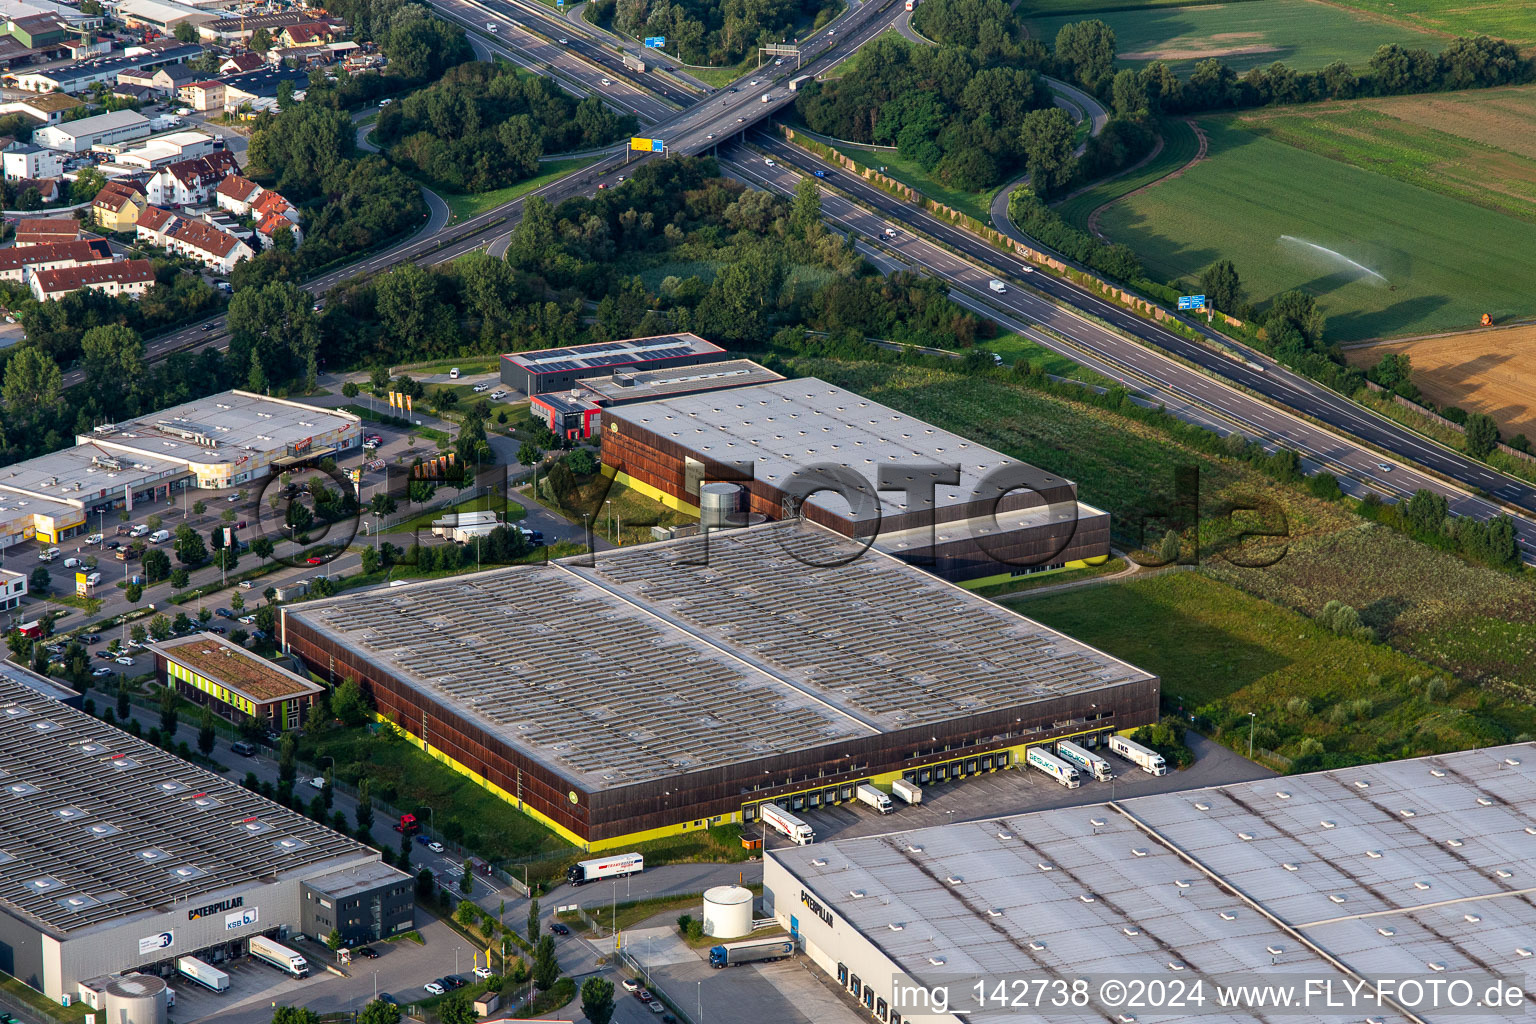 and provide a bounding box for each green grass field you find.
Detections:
[1234,85,1536,223]
[829,140,998,223]
[1025,0,1444,75]
[1322,0,1536,44]
[440,157,595,222]
[1019,0,1260,14]
[1093,117,1536,339]
[1053,116,1199,234]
